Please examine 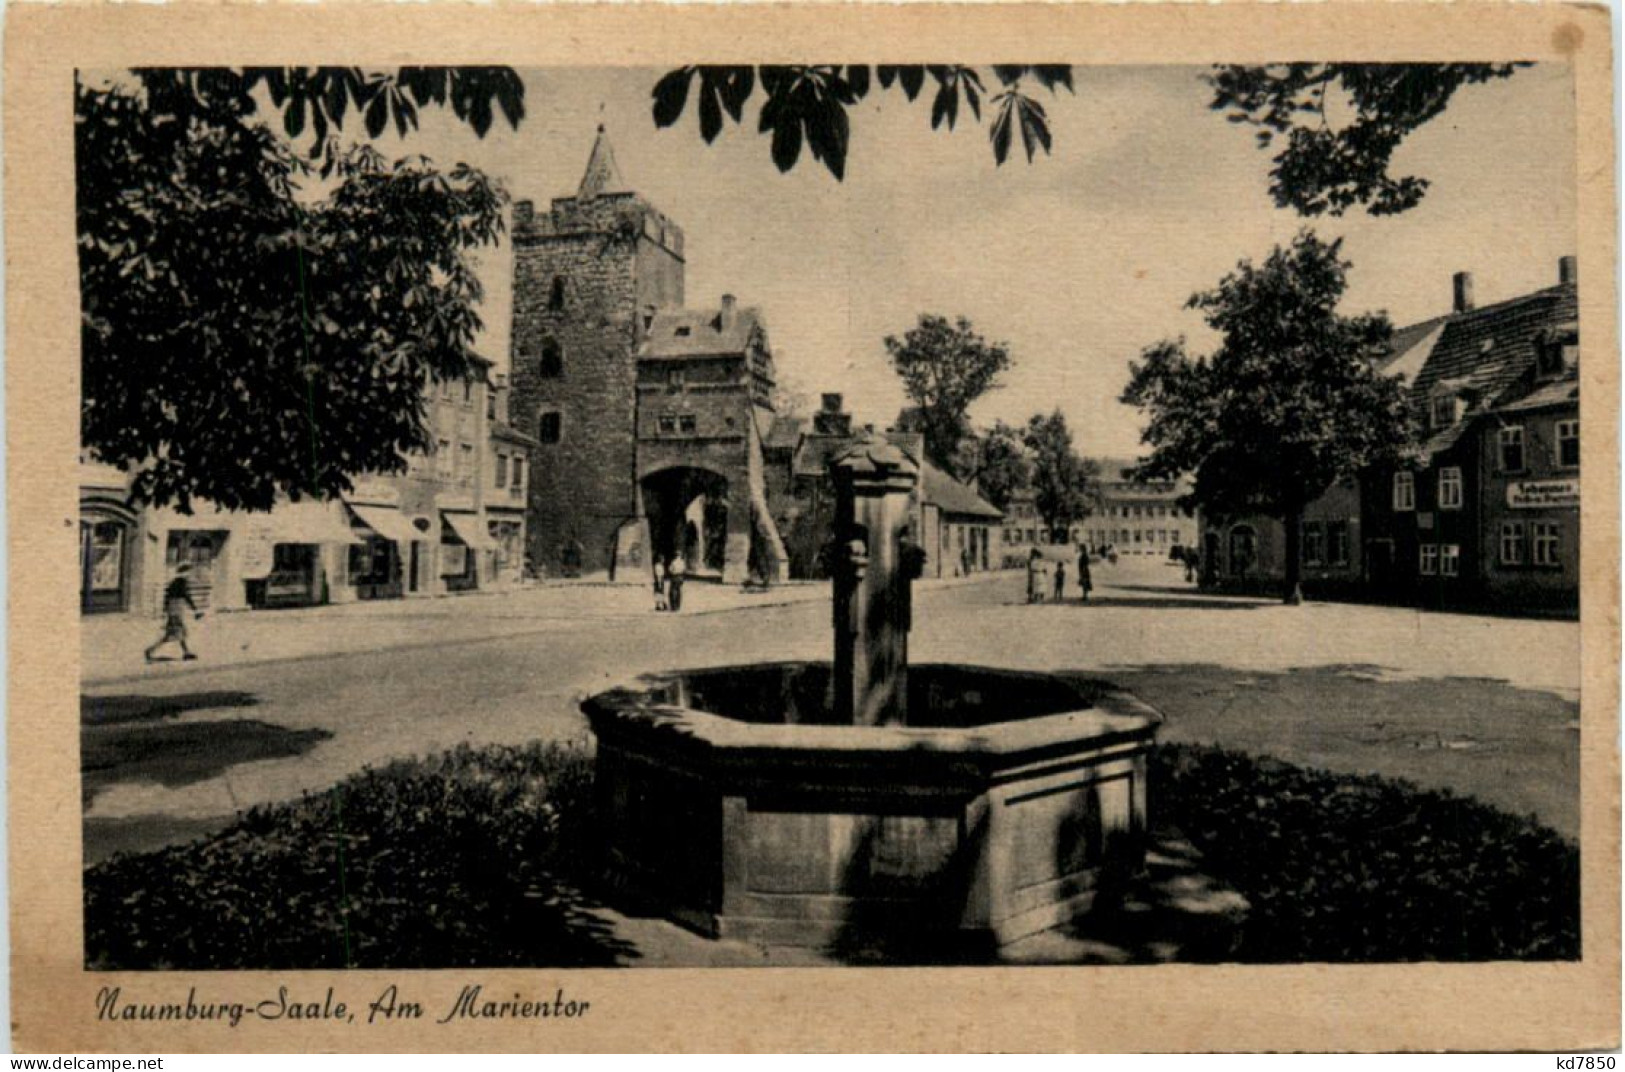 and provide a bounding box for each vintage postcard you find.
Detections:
[6,0,1618,1054]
